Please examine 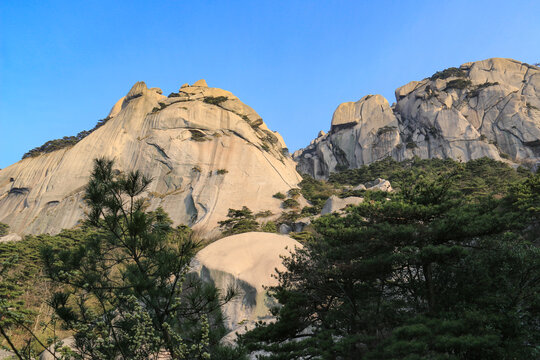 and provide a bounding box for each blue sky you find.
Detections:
[1,0,539,168]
